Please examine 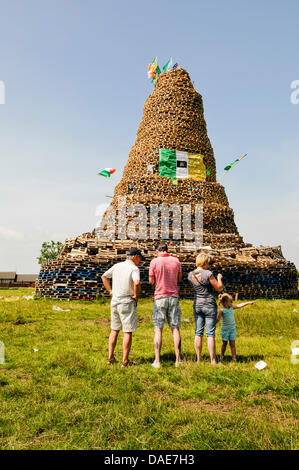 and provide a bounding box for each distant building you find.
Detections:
[0,272,37,287]
[0,272,16,287]
[15,274,38,287]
